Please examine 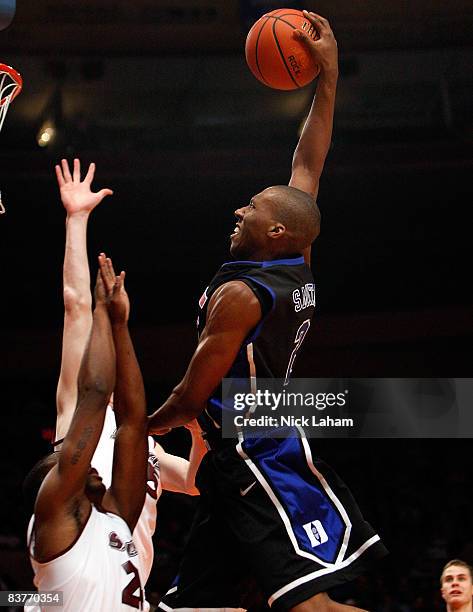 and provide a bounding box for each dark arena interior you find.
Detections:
[1,1,473,610]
